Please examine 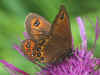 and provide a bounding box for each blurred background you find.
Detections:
[0,0,100,75]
